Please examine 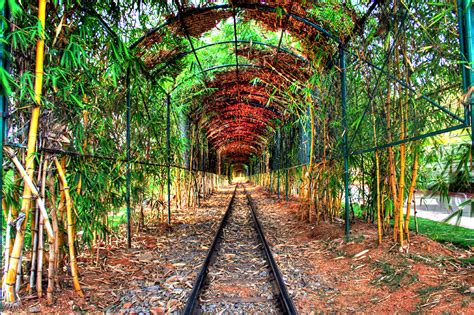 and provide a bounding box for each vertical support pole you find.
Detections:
[1,4,9,140]
[277,130,281,199]
[269,169,273,194]
[306,104,311,165]
[340,48,350,239]
[284,132,289,201]
[125,67,132,248]
[217,152,221,188]
[201,140,205,199]
[459,0,474,163]
[0,4,10,270]
[166,94,171,225]
[269,170,273,193]
[458,0,469,99]
[464,0,474,152]
[277,170,281,199]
